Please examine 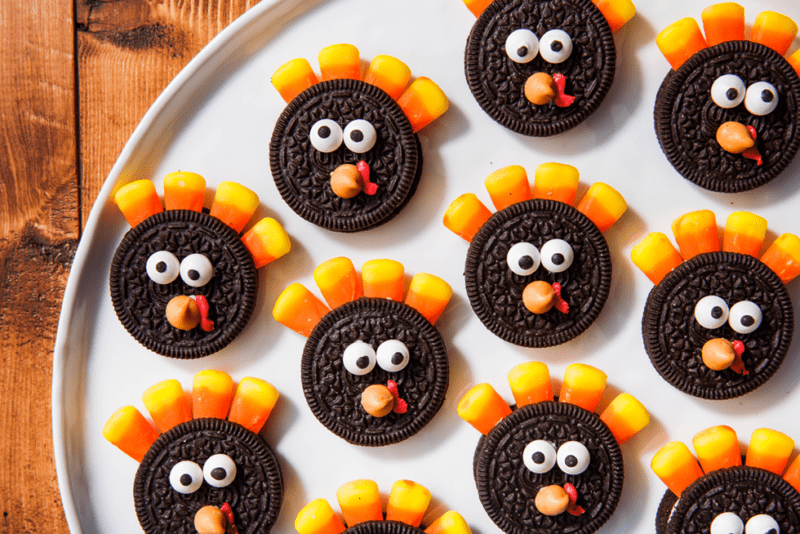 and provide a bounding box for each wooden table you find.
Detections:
[0,1,259,530]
